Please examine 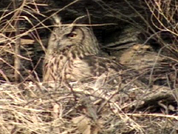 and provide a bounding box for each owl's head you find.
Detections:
[47,25,100,56]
